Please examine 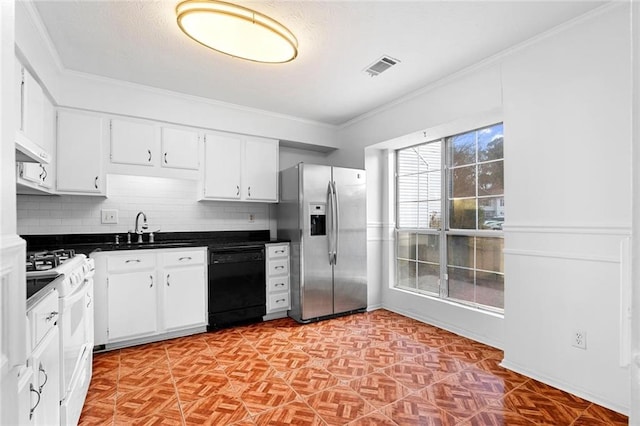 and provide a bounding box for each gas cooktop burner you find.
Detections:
[26,249,77,272]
